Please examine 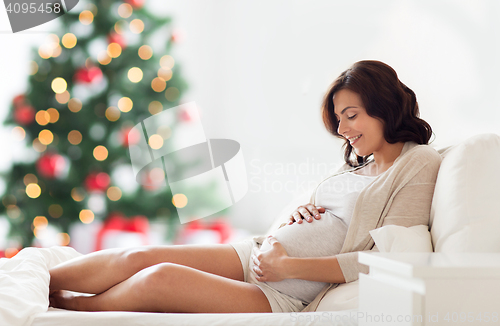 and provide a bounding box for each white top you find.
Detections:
[260,171,377,304]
